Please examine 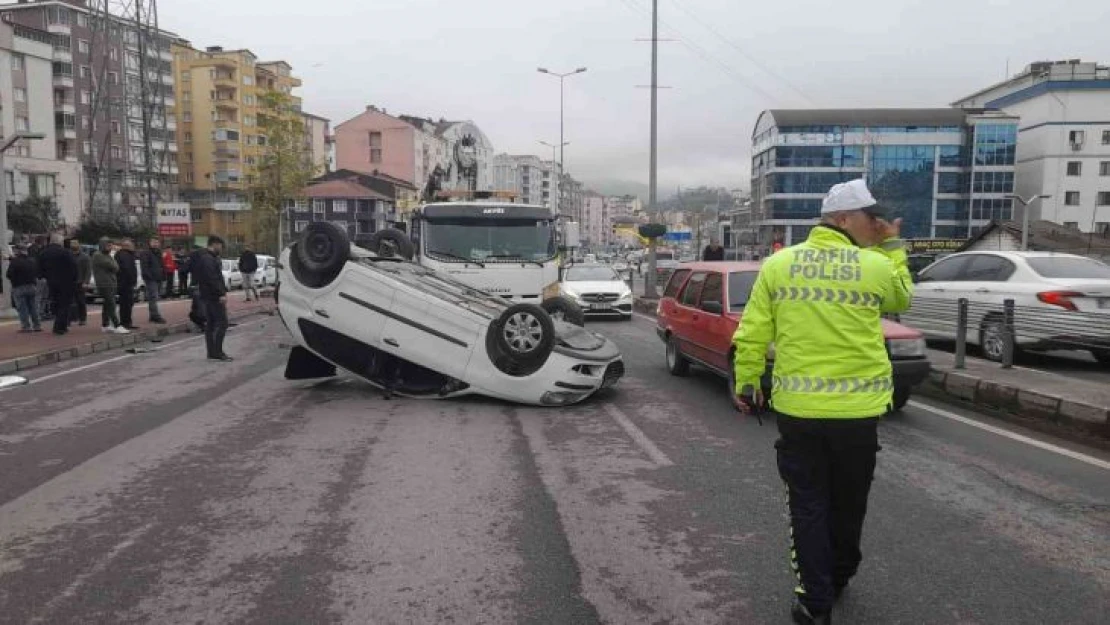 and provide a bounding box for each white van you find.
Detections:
[252,254,277,286]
